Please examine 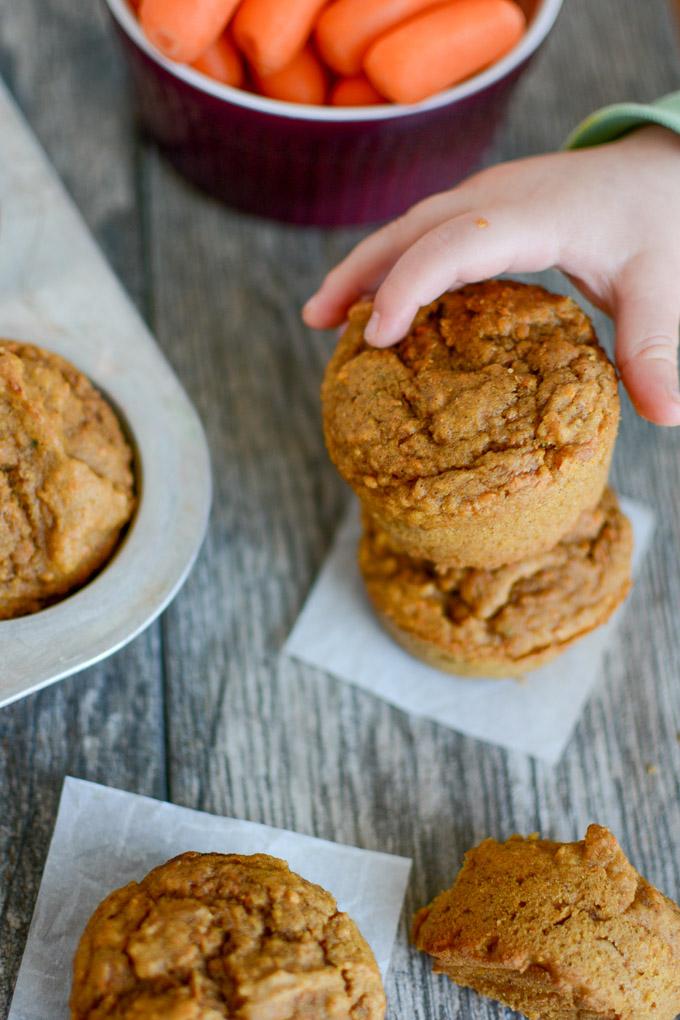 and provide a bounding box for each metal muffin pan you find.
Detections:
[0,80,212,708]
